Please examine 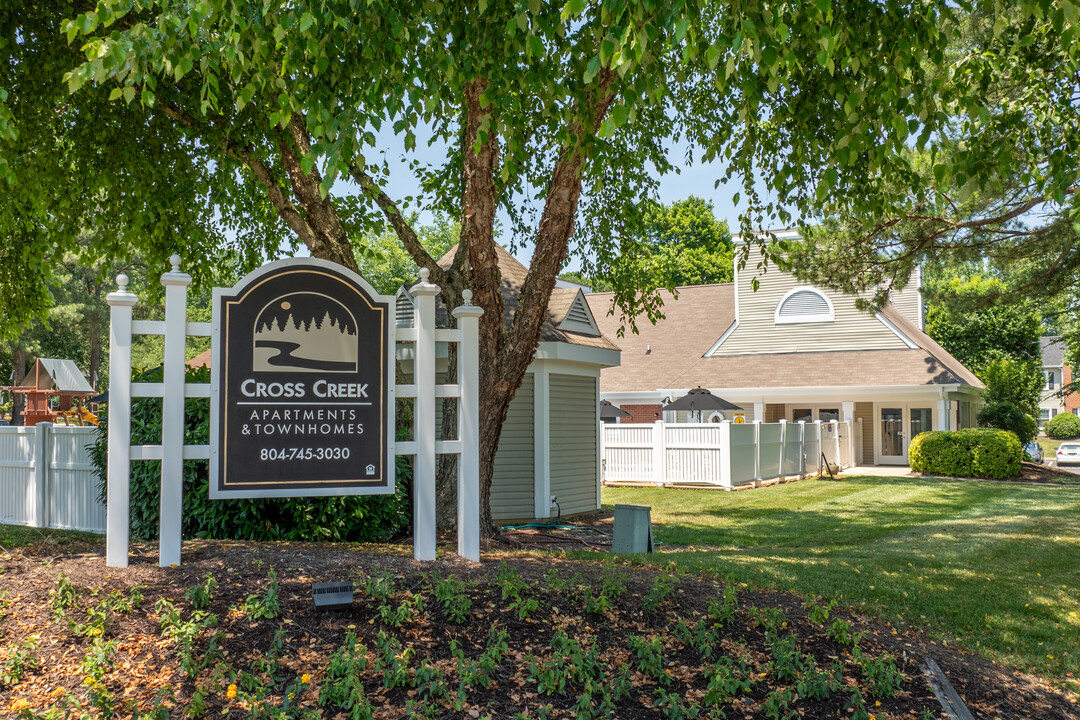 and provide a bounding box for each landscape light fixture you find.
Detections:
[311,580,354,610]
